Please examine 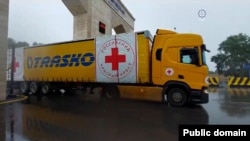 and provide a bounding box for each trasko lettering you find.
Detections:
[27,53,95,68]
